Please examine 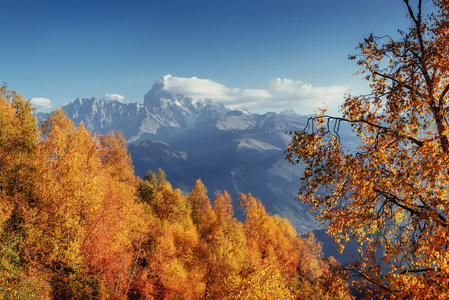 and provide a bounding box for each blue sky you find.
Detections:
[1,0,425,115]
